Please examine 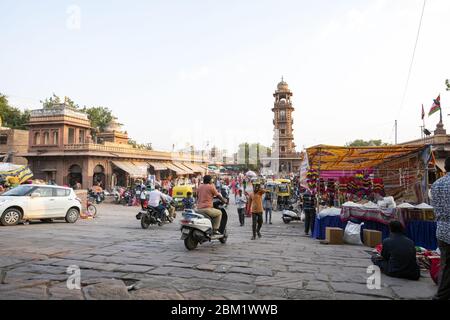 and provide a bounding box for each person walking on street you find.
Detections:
[431,156,450,300]
[235,189,247,226]
[248,184,267,240]
[263,191,273,224]
[303,189,317,236]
